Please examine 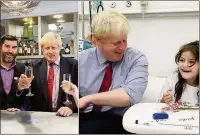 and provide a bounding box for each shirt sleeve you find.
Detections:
[120,54,148,106]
